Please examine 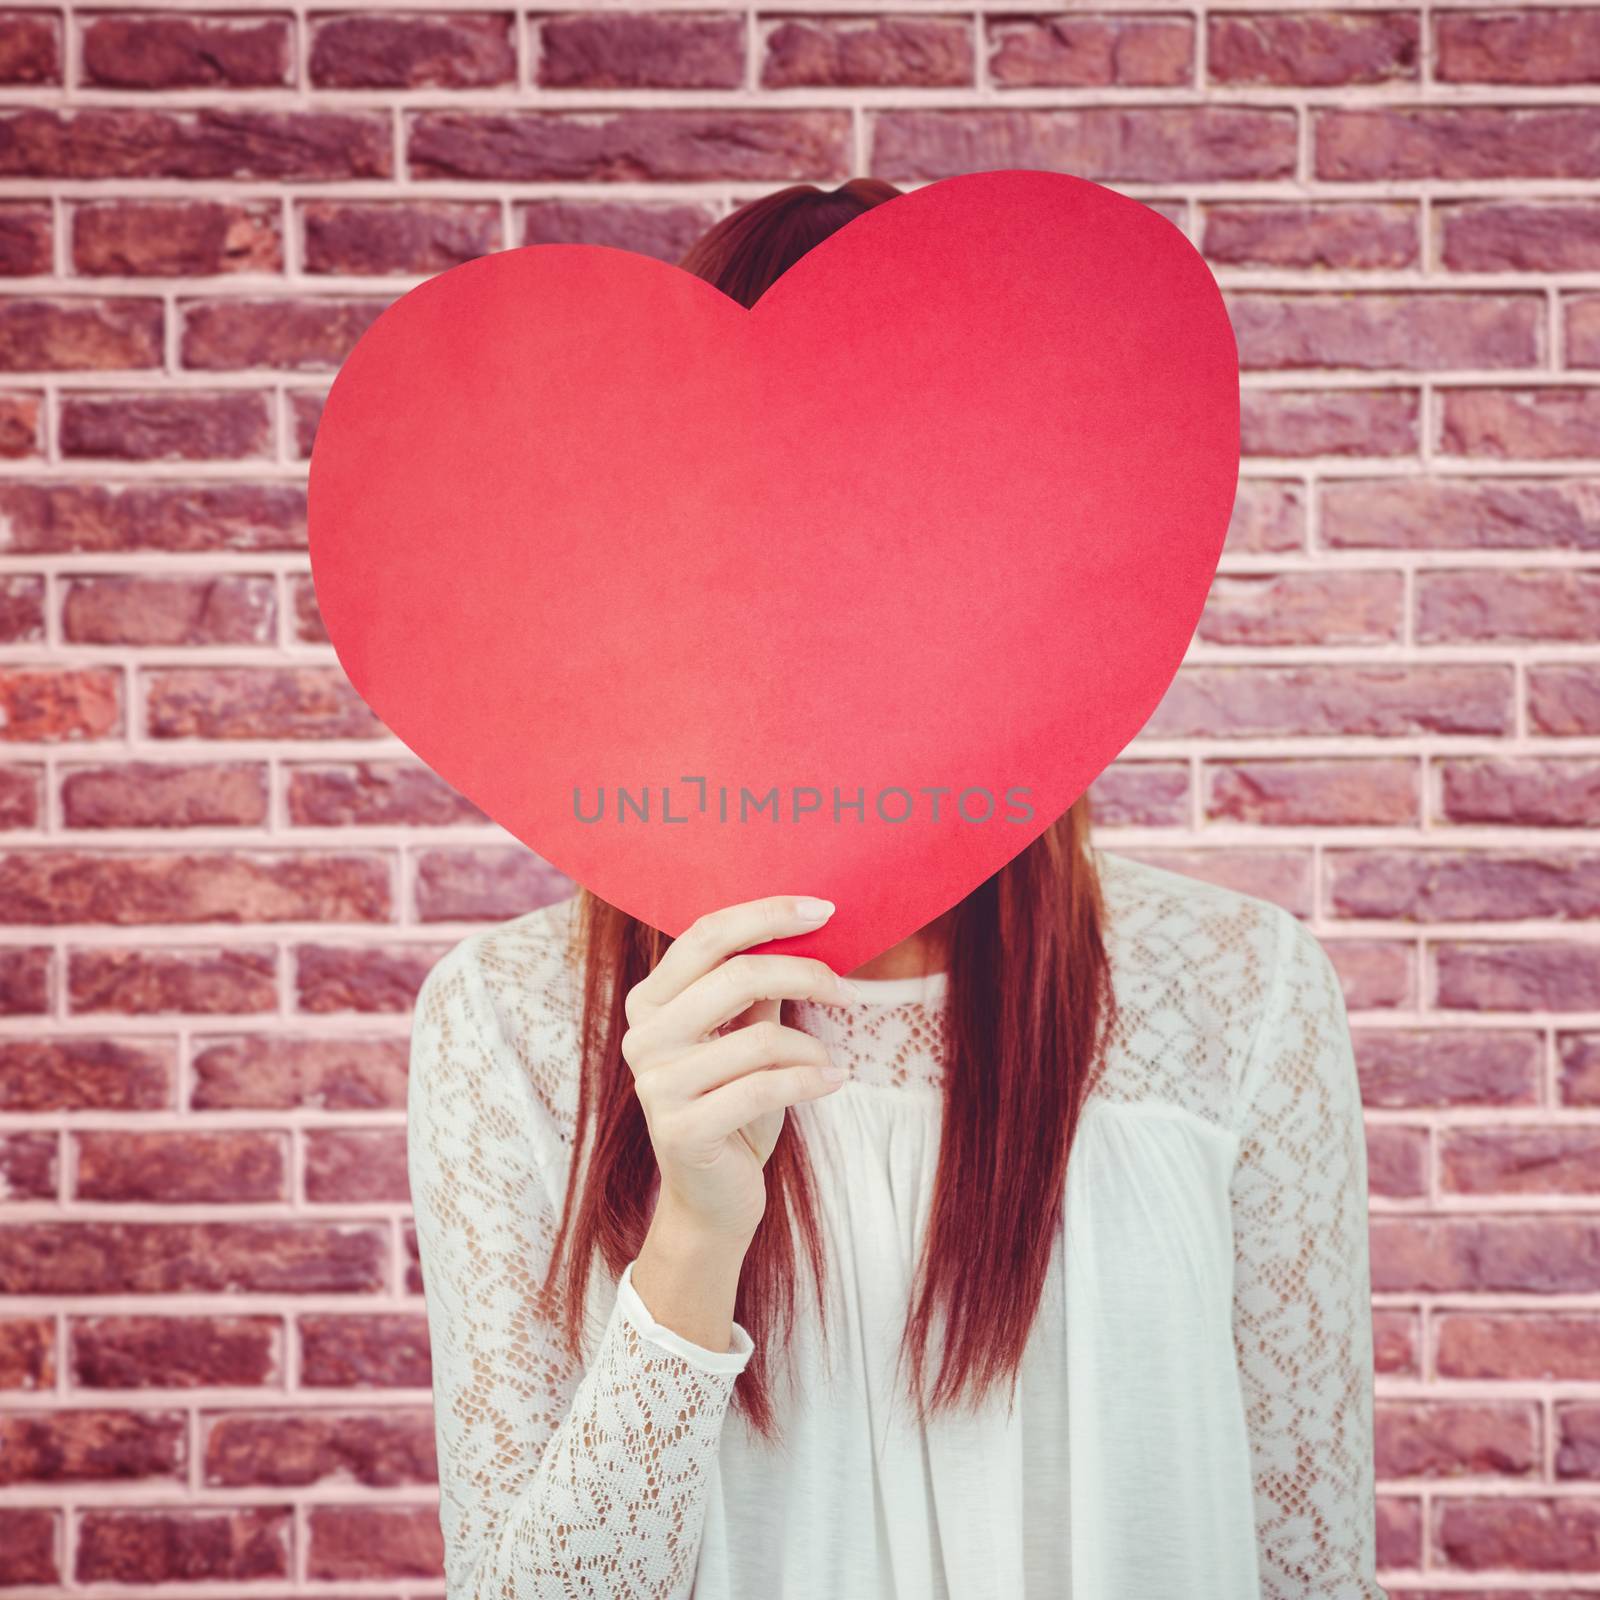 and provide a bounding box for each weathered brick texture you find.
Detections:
[0,1,1597,1590]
